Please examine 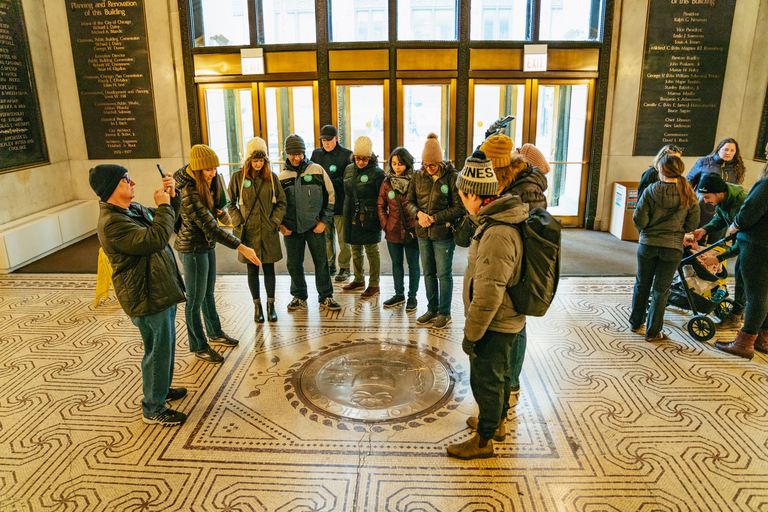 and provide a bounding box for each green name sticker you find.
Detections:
[361,175,369,183]
[304,174,313,182]
[330,164,337,172]
[243,179,252,188]
[388,190,395,199]
[440,184,449,194]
